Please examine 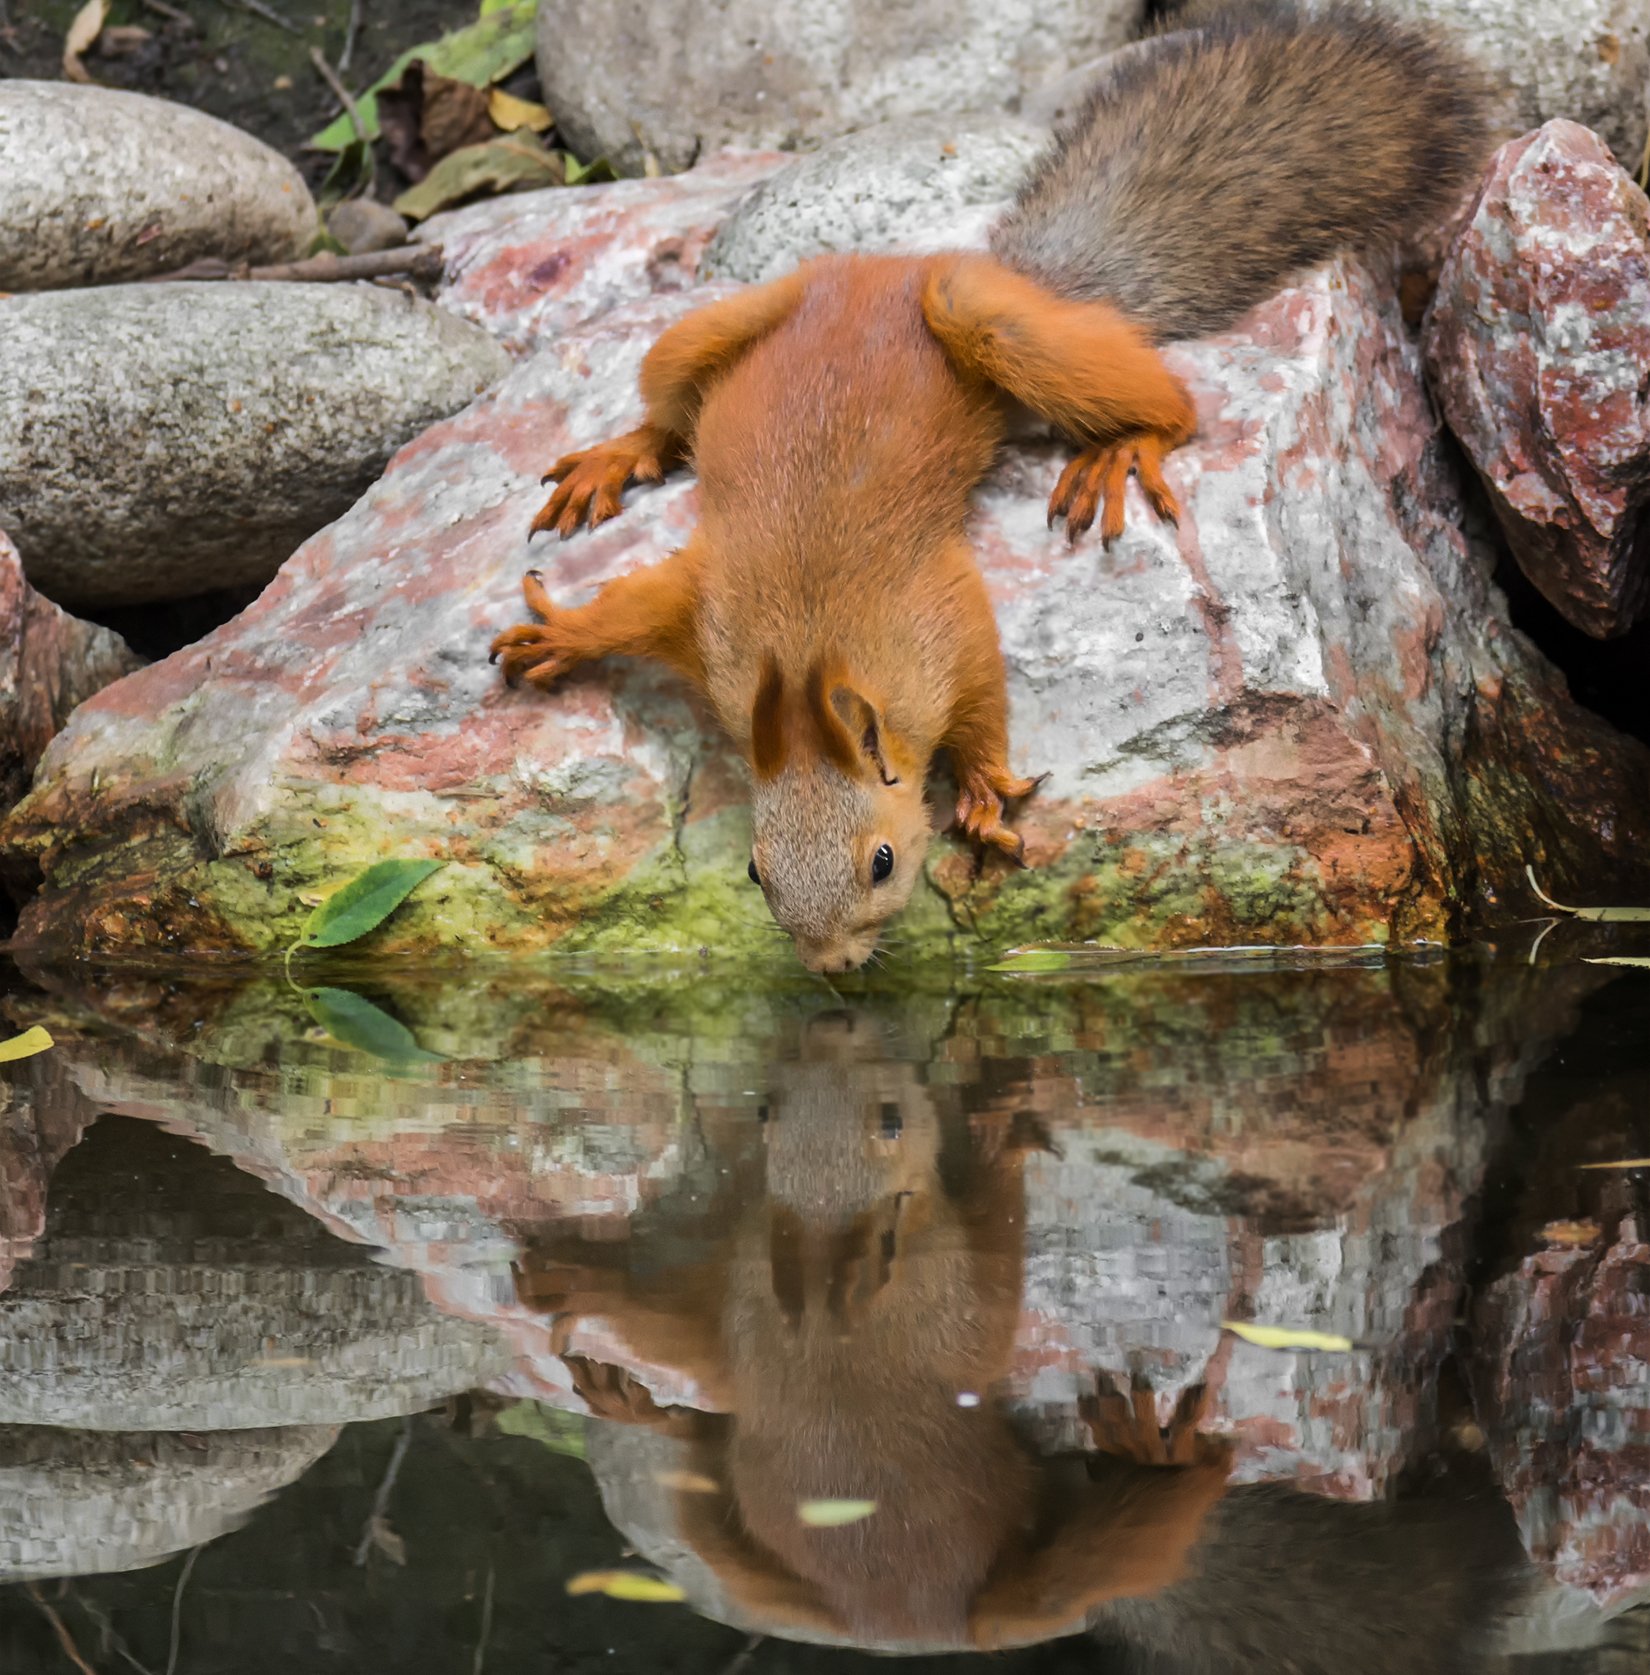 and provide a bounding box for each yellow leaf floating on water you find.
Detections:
[1222,1320,1354,1353]
[652,1469,720,1494]
[1579,1159,1650,1171]
[1539,1219,1602,1247]
[0,1026,54,1064]
[565,1571,686,1603]
[1584,957,1650,968]
[797,1499,877,1527]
